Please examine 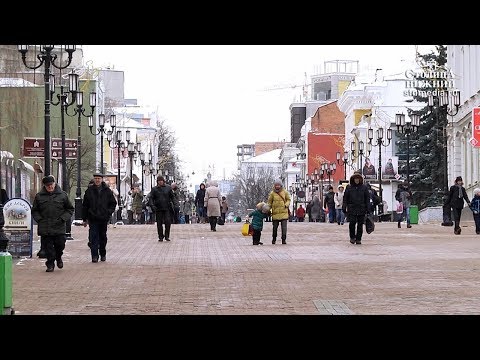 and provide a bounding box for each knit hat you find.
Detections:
[42,175,55,185]
[256,202,265,210]
[261,203,271,214]
[474,188,480,195]
[274,179,283,187]
[455,176,463,183]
